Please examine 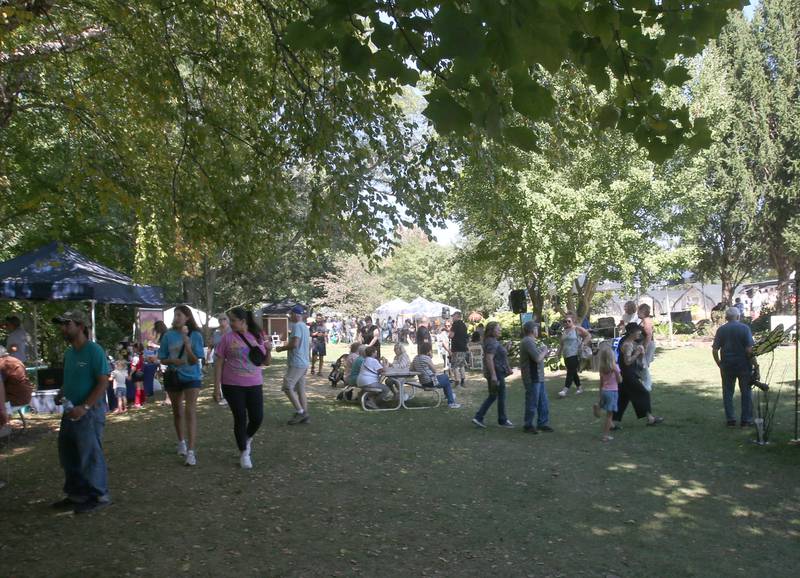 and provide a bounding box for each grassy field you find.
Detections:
[2,343,799,577]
